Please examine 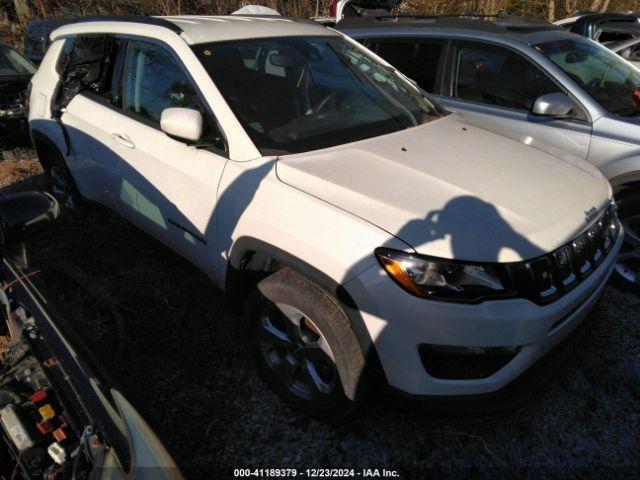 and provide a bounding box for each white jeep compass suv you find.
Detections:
[28,14,622,419]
